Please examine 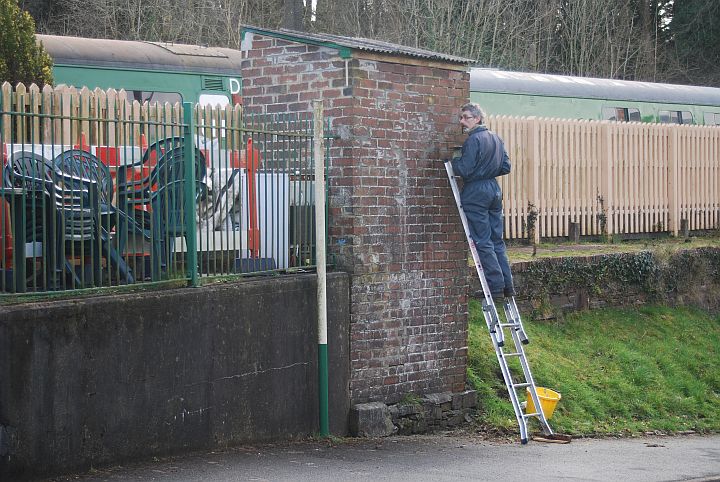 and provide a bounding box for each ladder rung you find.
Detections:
[513,382,531,389]
[502,352,522,357]
[499,323,519,328]
[523,412,540,419]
